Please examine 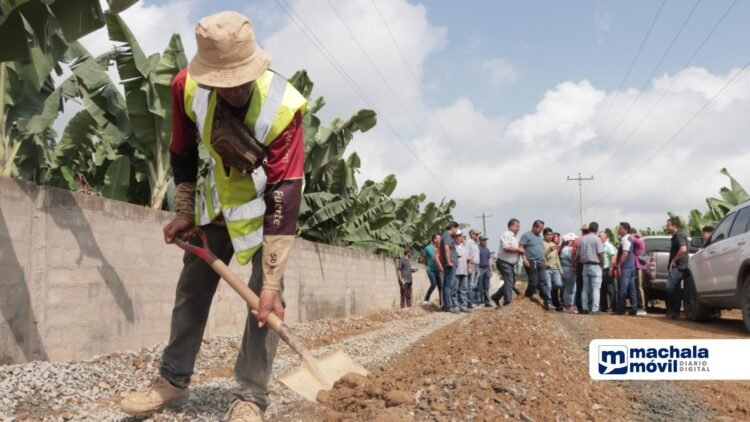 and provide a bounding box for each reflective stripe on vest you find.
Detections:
[184,70,307,264]
[197,156,221,226]
[254,75,287,144]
